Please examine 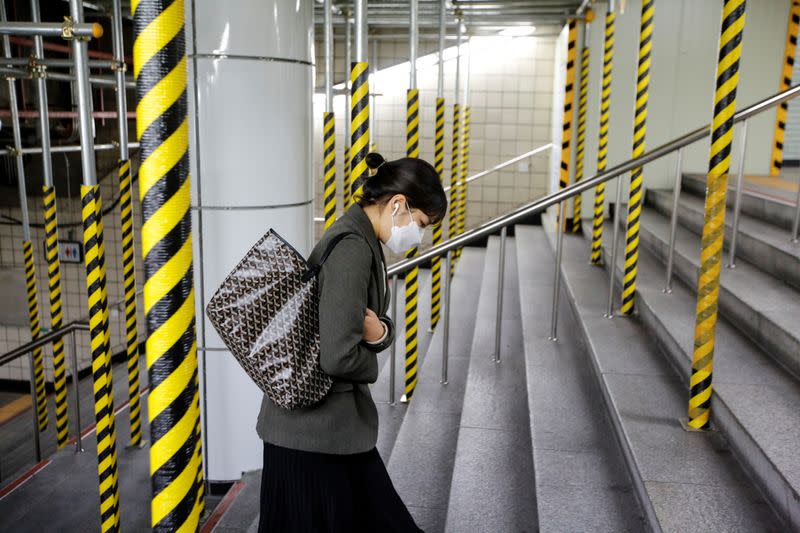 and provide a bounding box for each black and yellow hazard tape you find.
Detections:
[449,102,461,277]
[621,0,654,316]
[323,111,337,229]
[133,0,204,529]
[118,160,143,447]
[558,19,577,233]
[591,10,615,265]
[403,88,420,400]
[456,106,471,261]
[81,184,121,533]
[572,44,590,234]
[430,96,445,330]
[23,240,48,433]
[350,61,370,204]
[343,144,351,208]
[43,186,69,447]
[688,0,746,431]
[770,1,799,176]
